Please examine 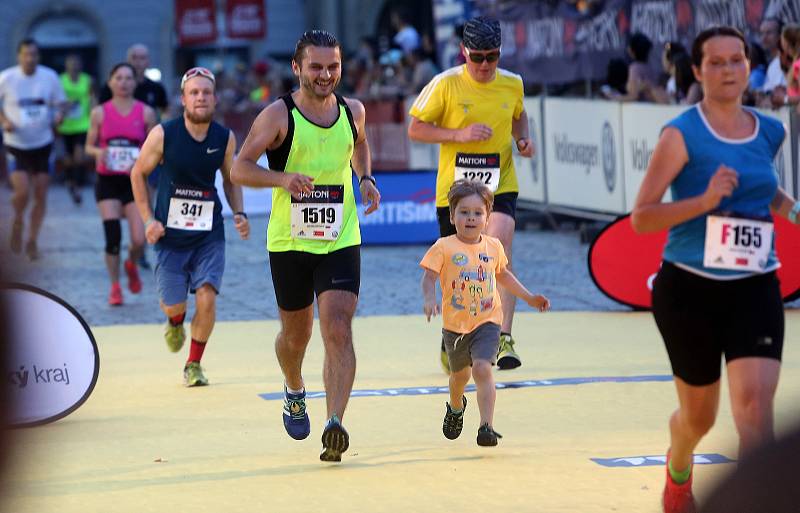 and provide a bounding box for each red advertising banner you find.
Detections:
[175,0,218,47]
[588,214,800,310]
[227,0,267,39]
